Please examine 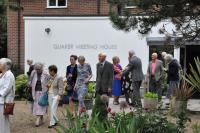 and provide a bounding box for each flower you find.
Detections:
[107,107,111,113]
[80,107,86,113]
[111,112,116,117]
[119,101,129,109]
[100,94,109,104]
